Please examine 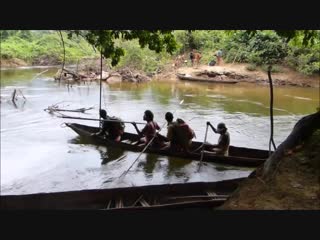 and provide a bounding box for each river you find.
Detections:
[0,67,318,194]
